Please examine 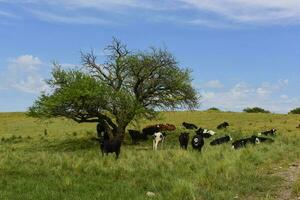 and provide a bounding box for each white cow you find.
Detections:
[153,132,165,150]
